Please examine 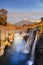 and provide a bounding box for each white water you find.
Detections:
[27,32,38,65]
[31,33,38,60]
